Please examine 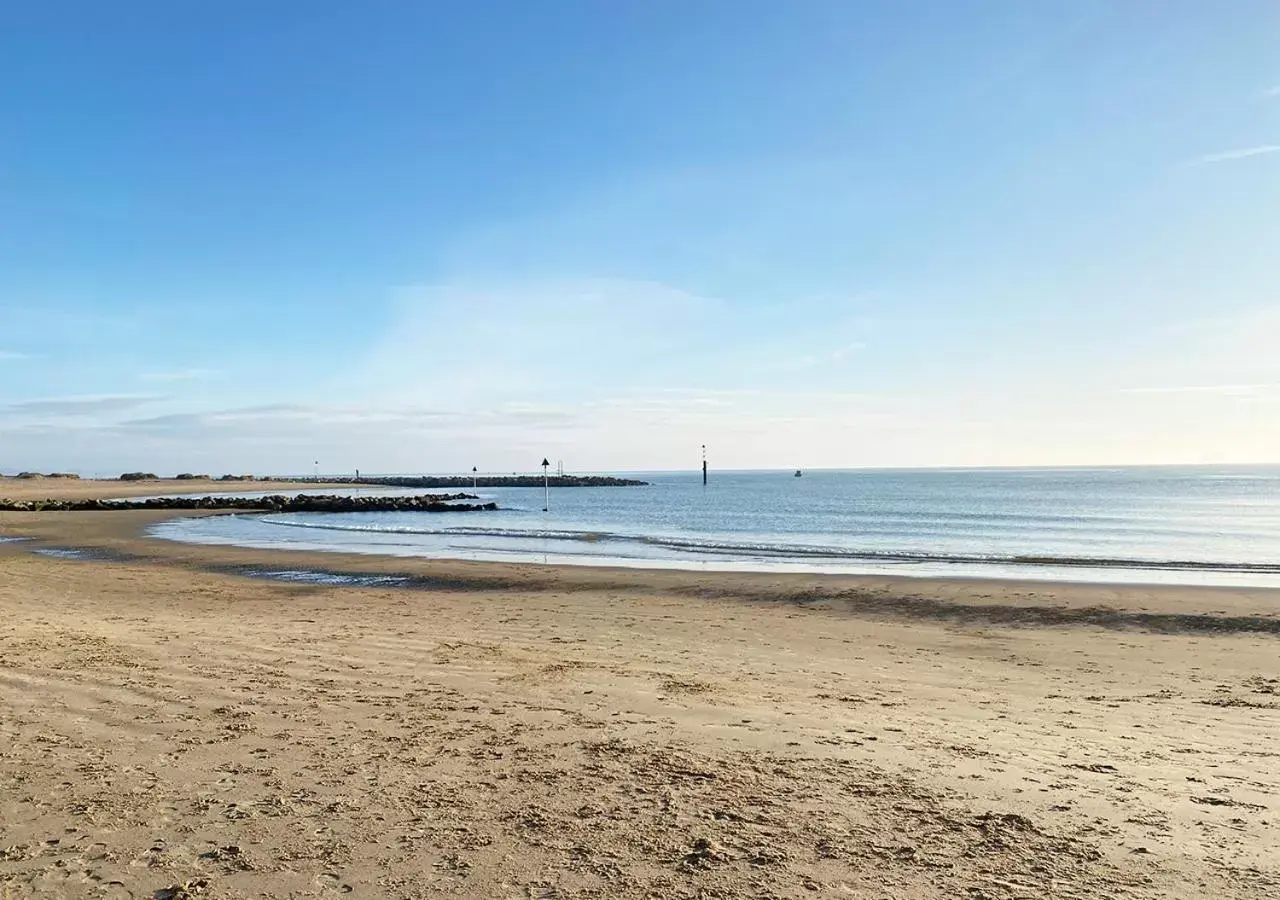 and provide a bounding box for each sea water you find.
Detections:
[150,467,1280,586]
